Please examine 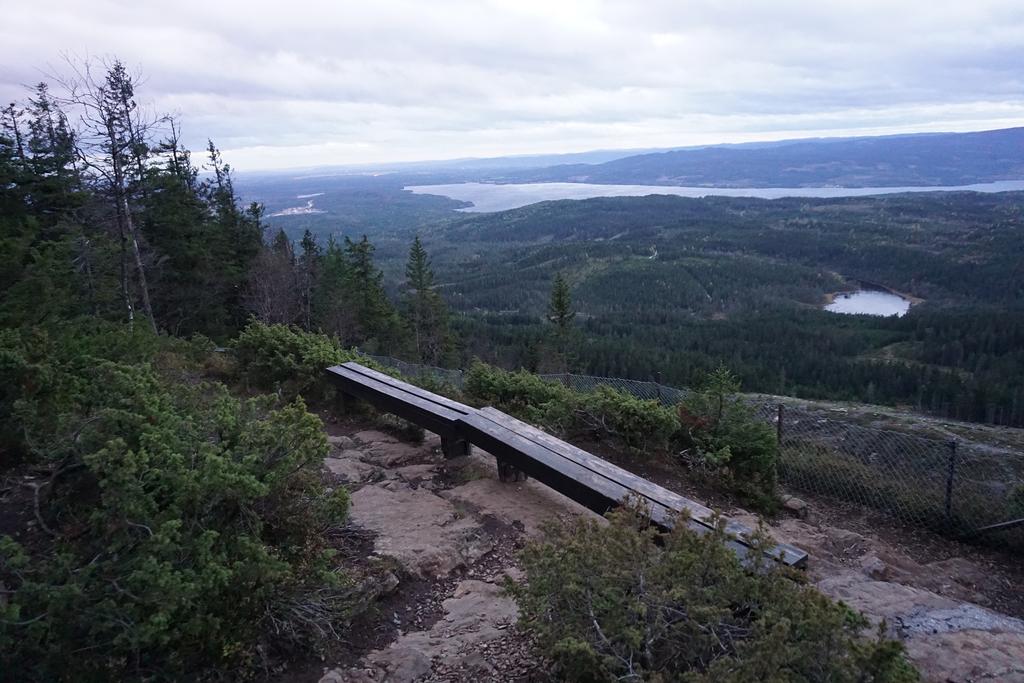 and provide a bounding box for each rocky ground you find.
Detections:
[308,417,1024,683]
[312,418,586,683]
[732,511,1024,682]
